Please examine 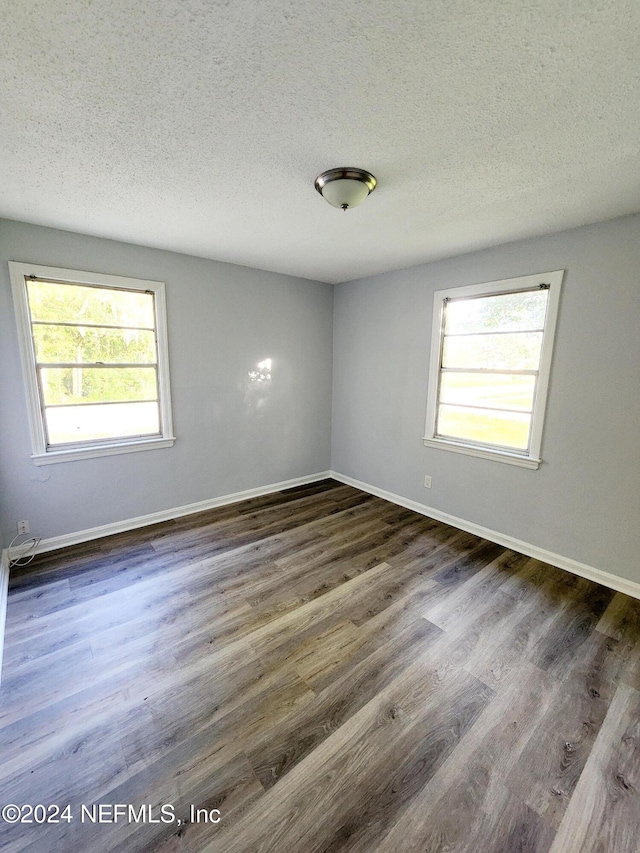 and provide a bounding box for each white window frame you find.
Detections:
[423,270,563,469]
[9,262,176,465]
